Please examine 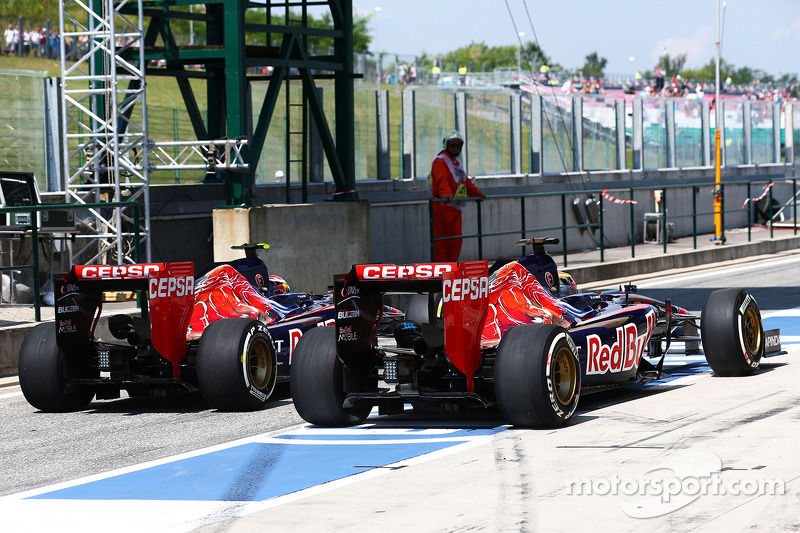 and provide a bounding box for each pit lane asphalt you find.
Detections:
[187,350,800,533]
[1,229,799,532]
